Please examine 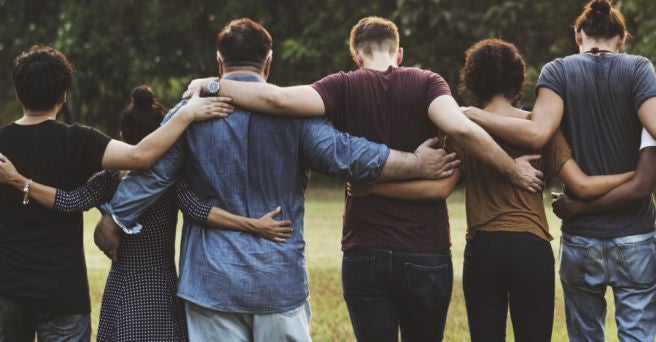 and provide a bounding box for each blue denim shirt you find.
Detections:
[101,74,390,313]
